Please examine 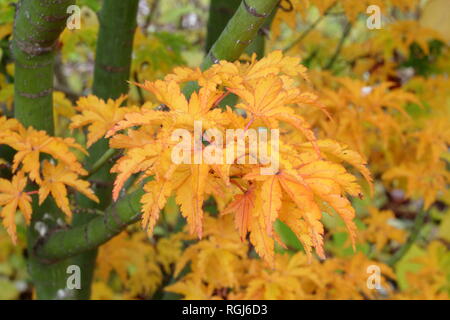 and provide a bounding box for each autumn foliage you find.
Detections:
[0,0,449,300]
